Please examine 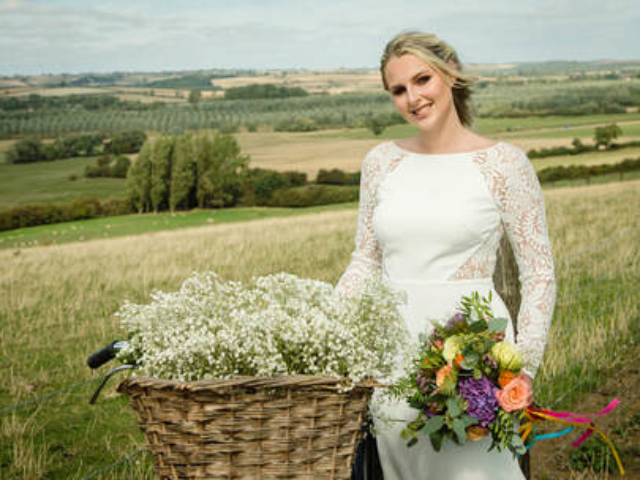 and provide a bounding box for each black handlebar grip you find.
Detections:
[87,341,124,369]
